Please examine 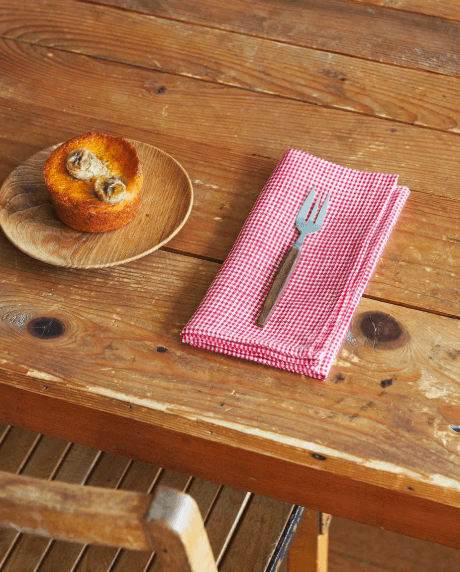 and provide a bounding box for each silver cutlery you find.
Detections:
[257,187,330,327]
